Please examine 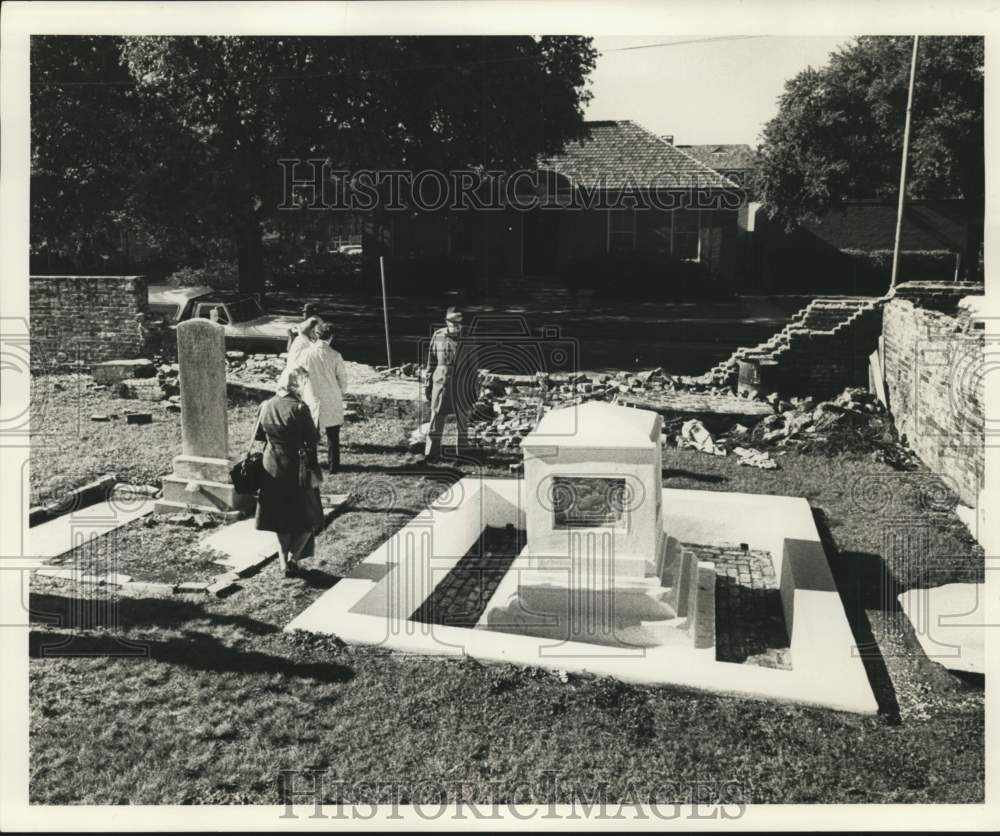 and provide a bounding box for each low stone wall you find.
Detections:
[881,282,985,507]
[30,275,151,370]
